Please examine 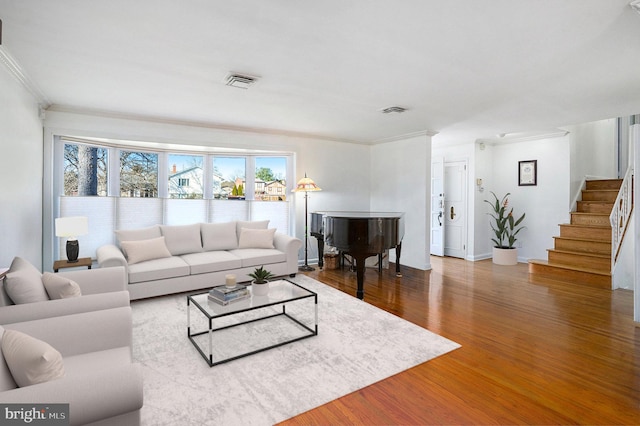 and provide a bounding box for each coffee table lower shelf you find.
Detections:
[188,306,317,367]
